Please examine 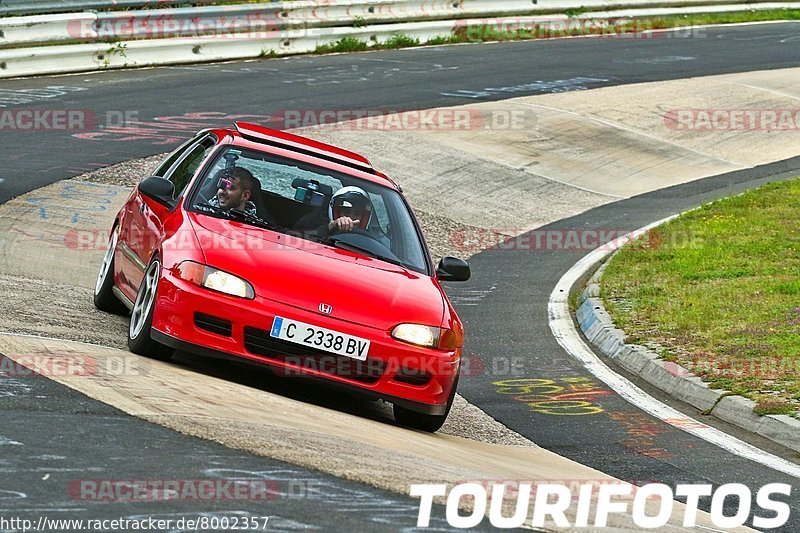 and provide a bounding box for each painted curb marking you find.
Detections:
[548,217,800,479]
